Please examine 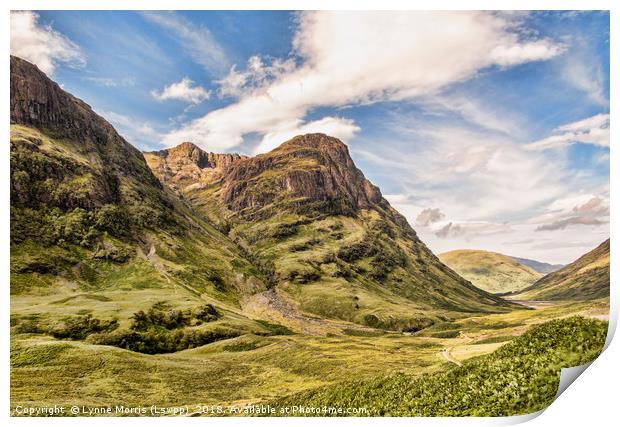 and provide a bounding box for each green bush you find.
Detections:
[52,314,118,340]
[91,327,239,354]
[130,301,216,331]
